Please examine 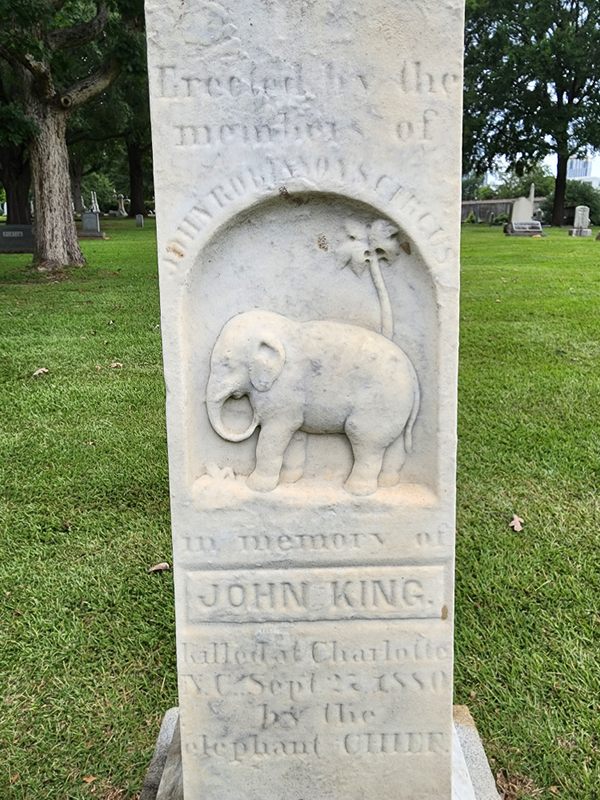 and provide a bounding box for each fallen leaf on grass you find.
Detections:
[82,775,97,784]
[509,514,524,532]
[32,367,49,378]
[110,362,123,369]
[9,773,19,784]
[148,562,170,574]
